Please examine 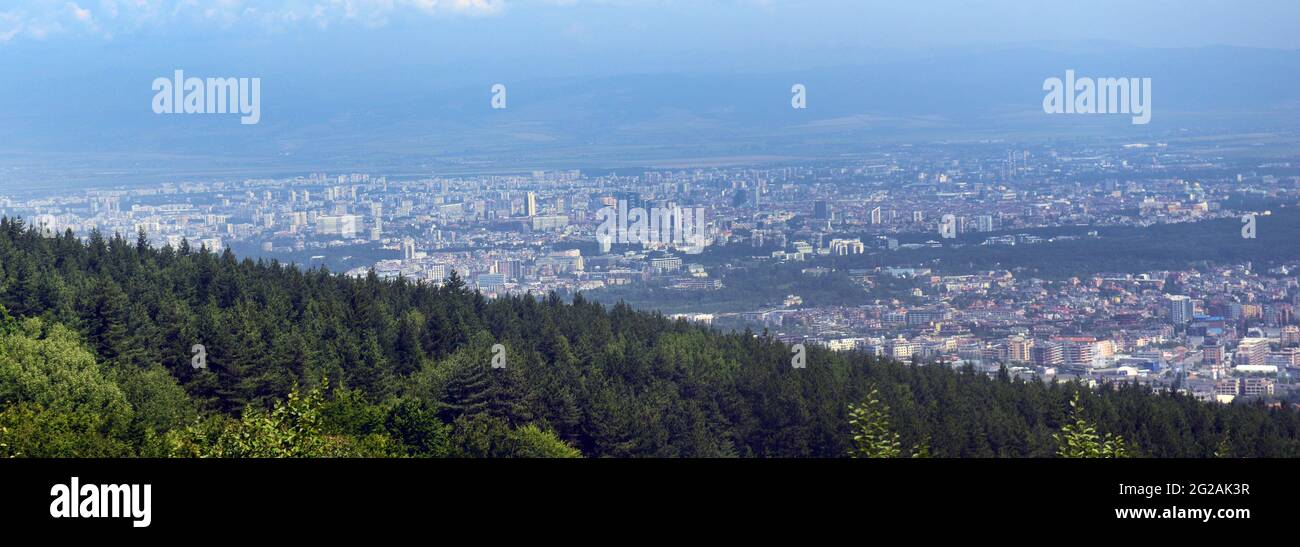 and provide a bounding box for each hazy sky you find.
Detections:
[2,1,1298,65]
[3,1,1300,184]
